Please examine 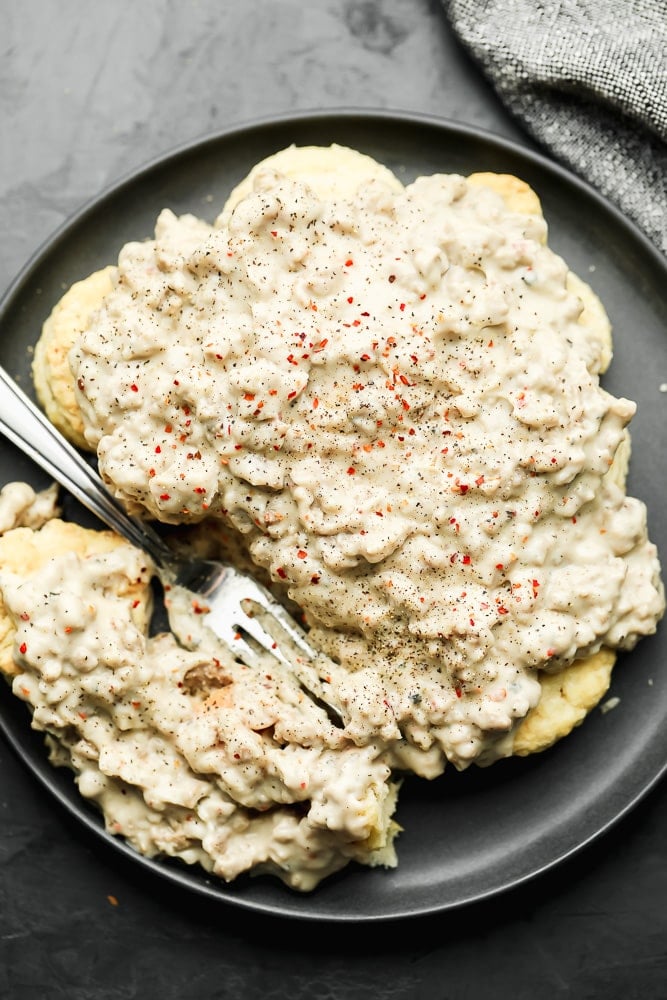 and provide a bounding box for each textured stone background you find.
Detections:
[1,3,666,998]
